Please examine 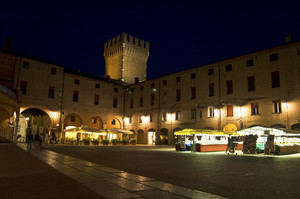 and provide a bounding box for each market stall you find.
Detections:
[64,125,107,141]
[174,129,242,152]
